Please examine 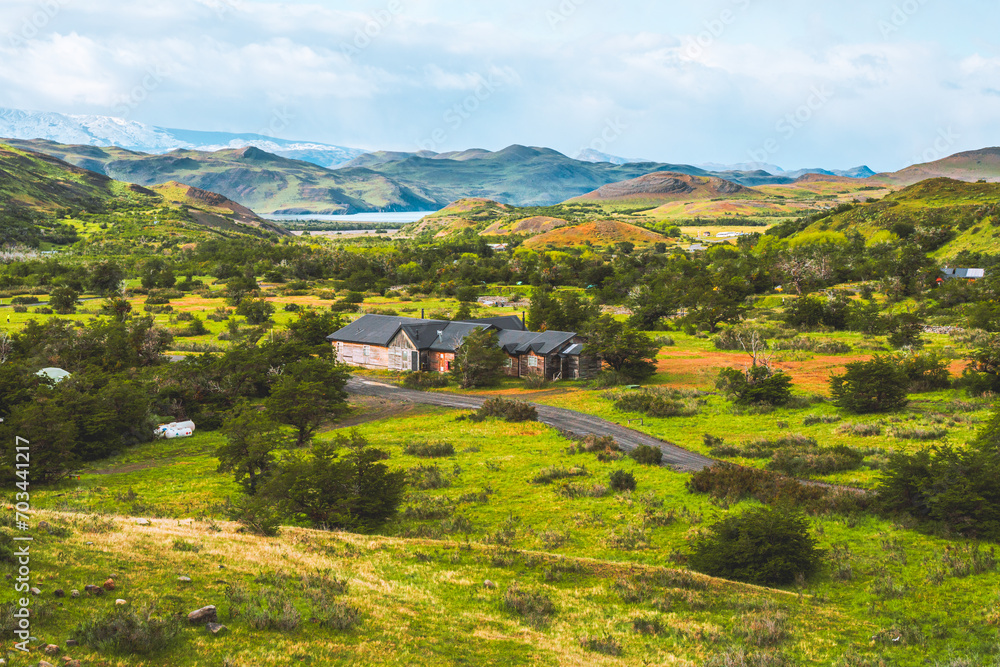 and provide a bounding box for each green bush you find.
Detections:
[767,445,865,477]
[407,464,451,490]
[687,506,823,585]
[475,397,538,423]
[74,603,182,655]
[716,365,792,407]
[830,355,909,413]
[404,441,455,458]
[402,372,450,390]
[609,469,637,492]
[225,583,301,631]
[607,387,701,417]
[629,445,663,466]
[531,465,588,485]
[896,352,951,392]
[500,583,555,628]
